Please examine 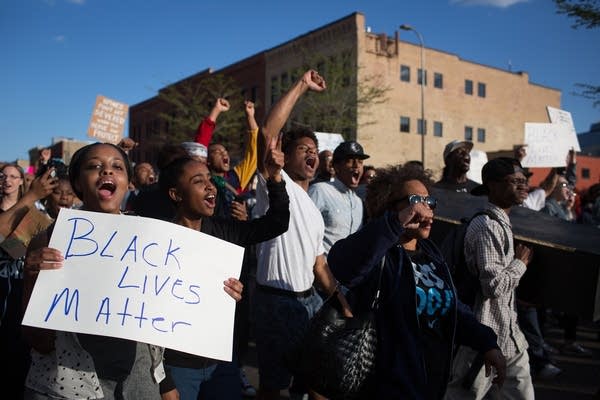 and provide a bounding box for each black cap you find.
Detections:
[332,141,370,162]
[471,157,527,196]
